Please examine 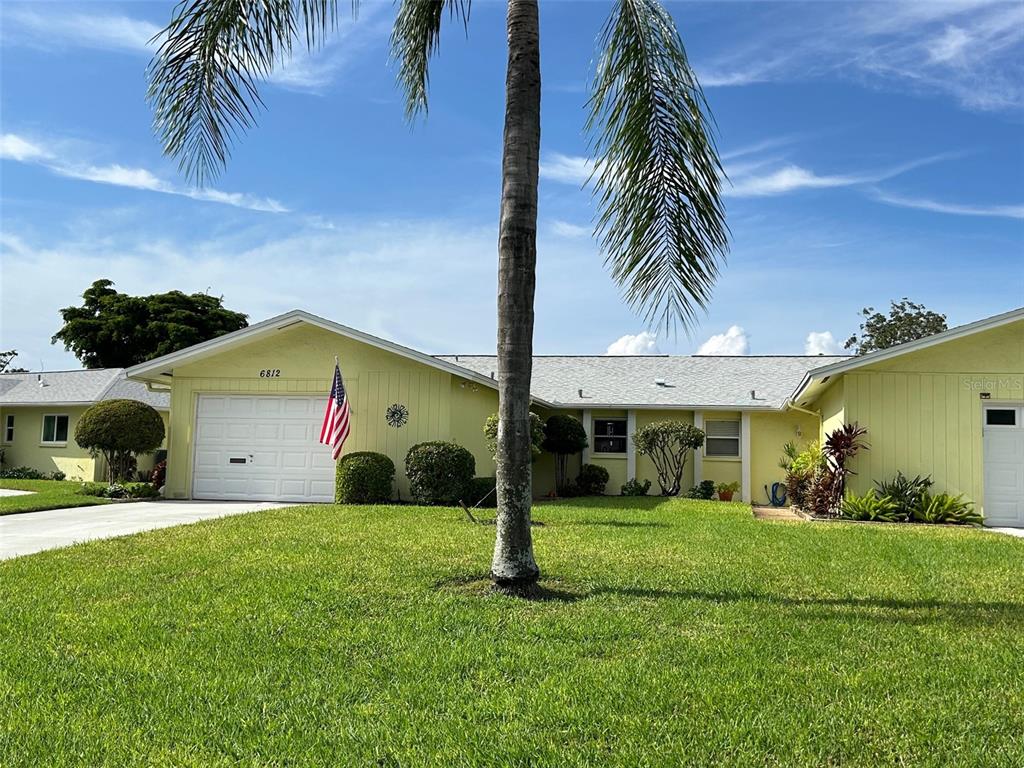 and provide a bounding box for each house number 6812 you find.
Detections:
[259,369,281,378]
